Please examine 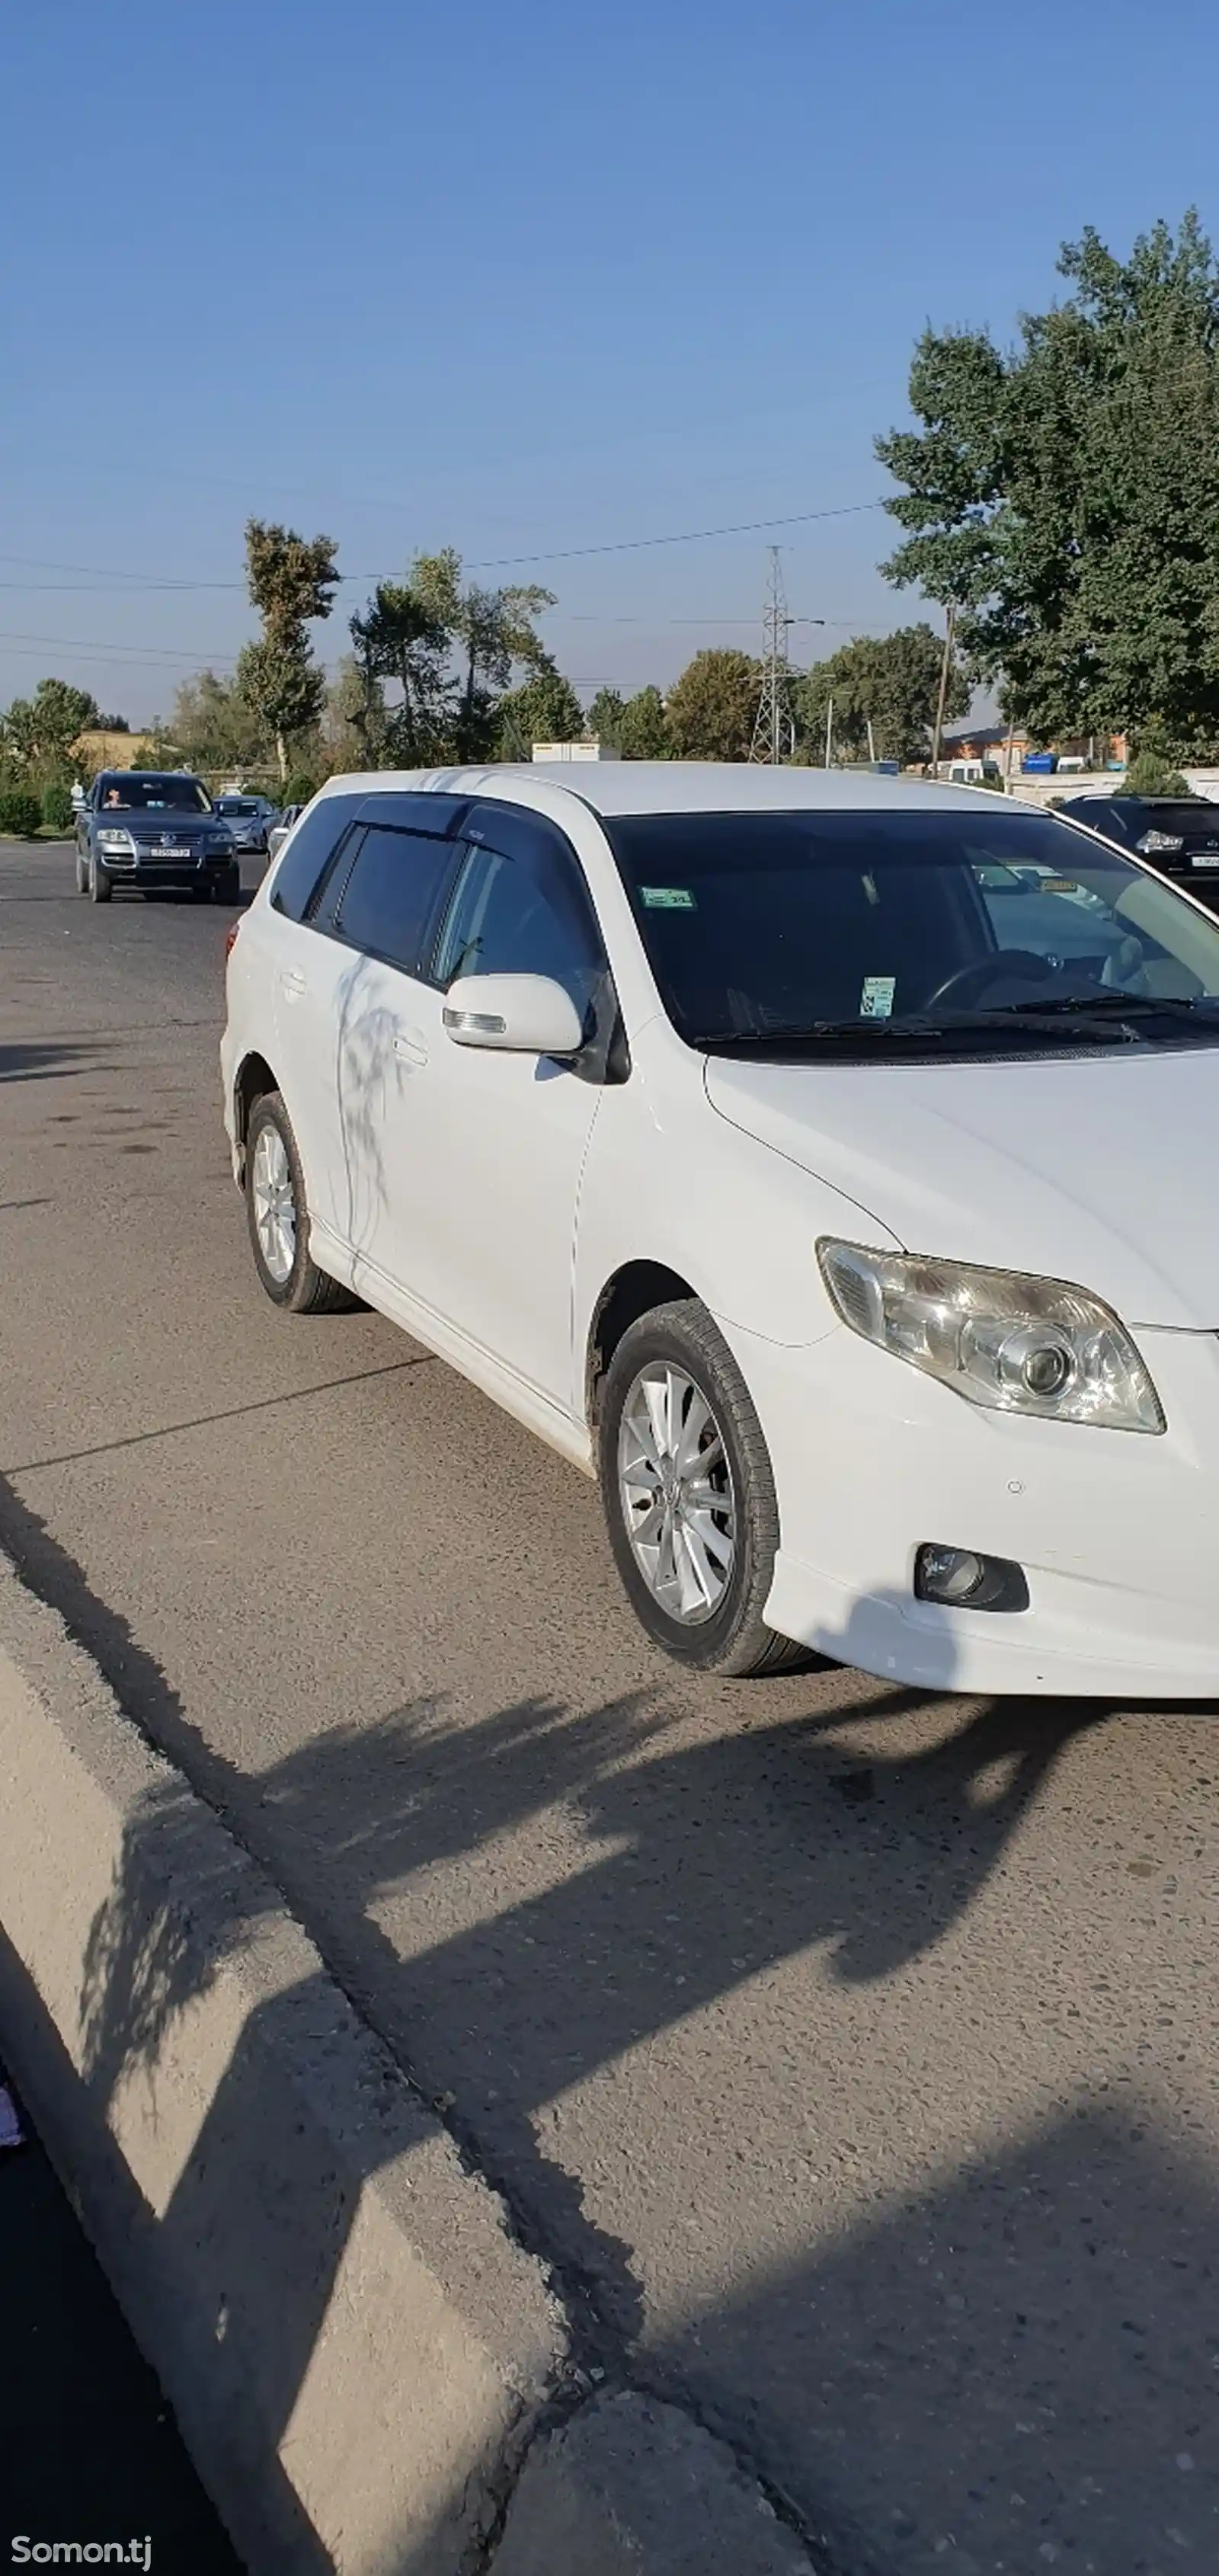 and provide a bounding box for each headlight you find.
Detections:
[817,1241,1164,1433]
[97,827,135,853]
[1137,830,1185,855]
